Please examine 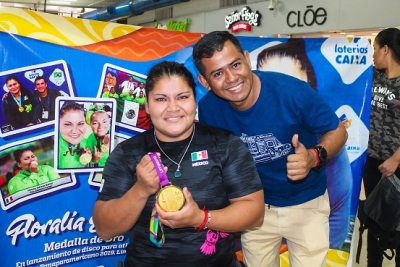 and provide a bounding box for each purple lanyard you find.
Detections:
[148,152,166,247]
[149,152,170,187]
